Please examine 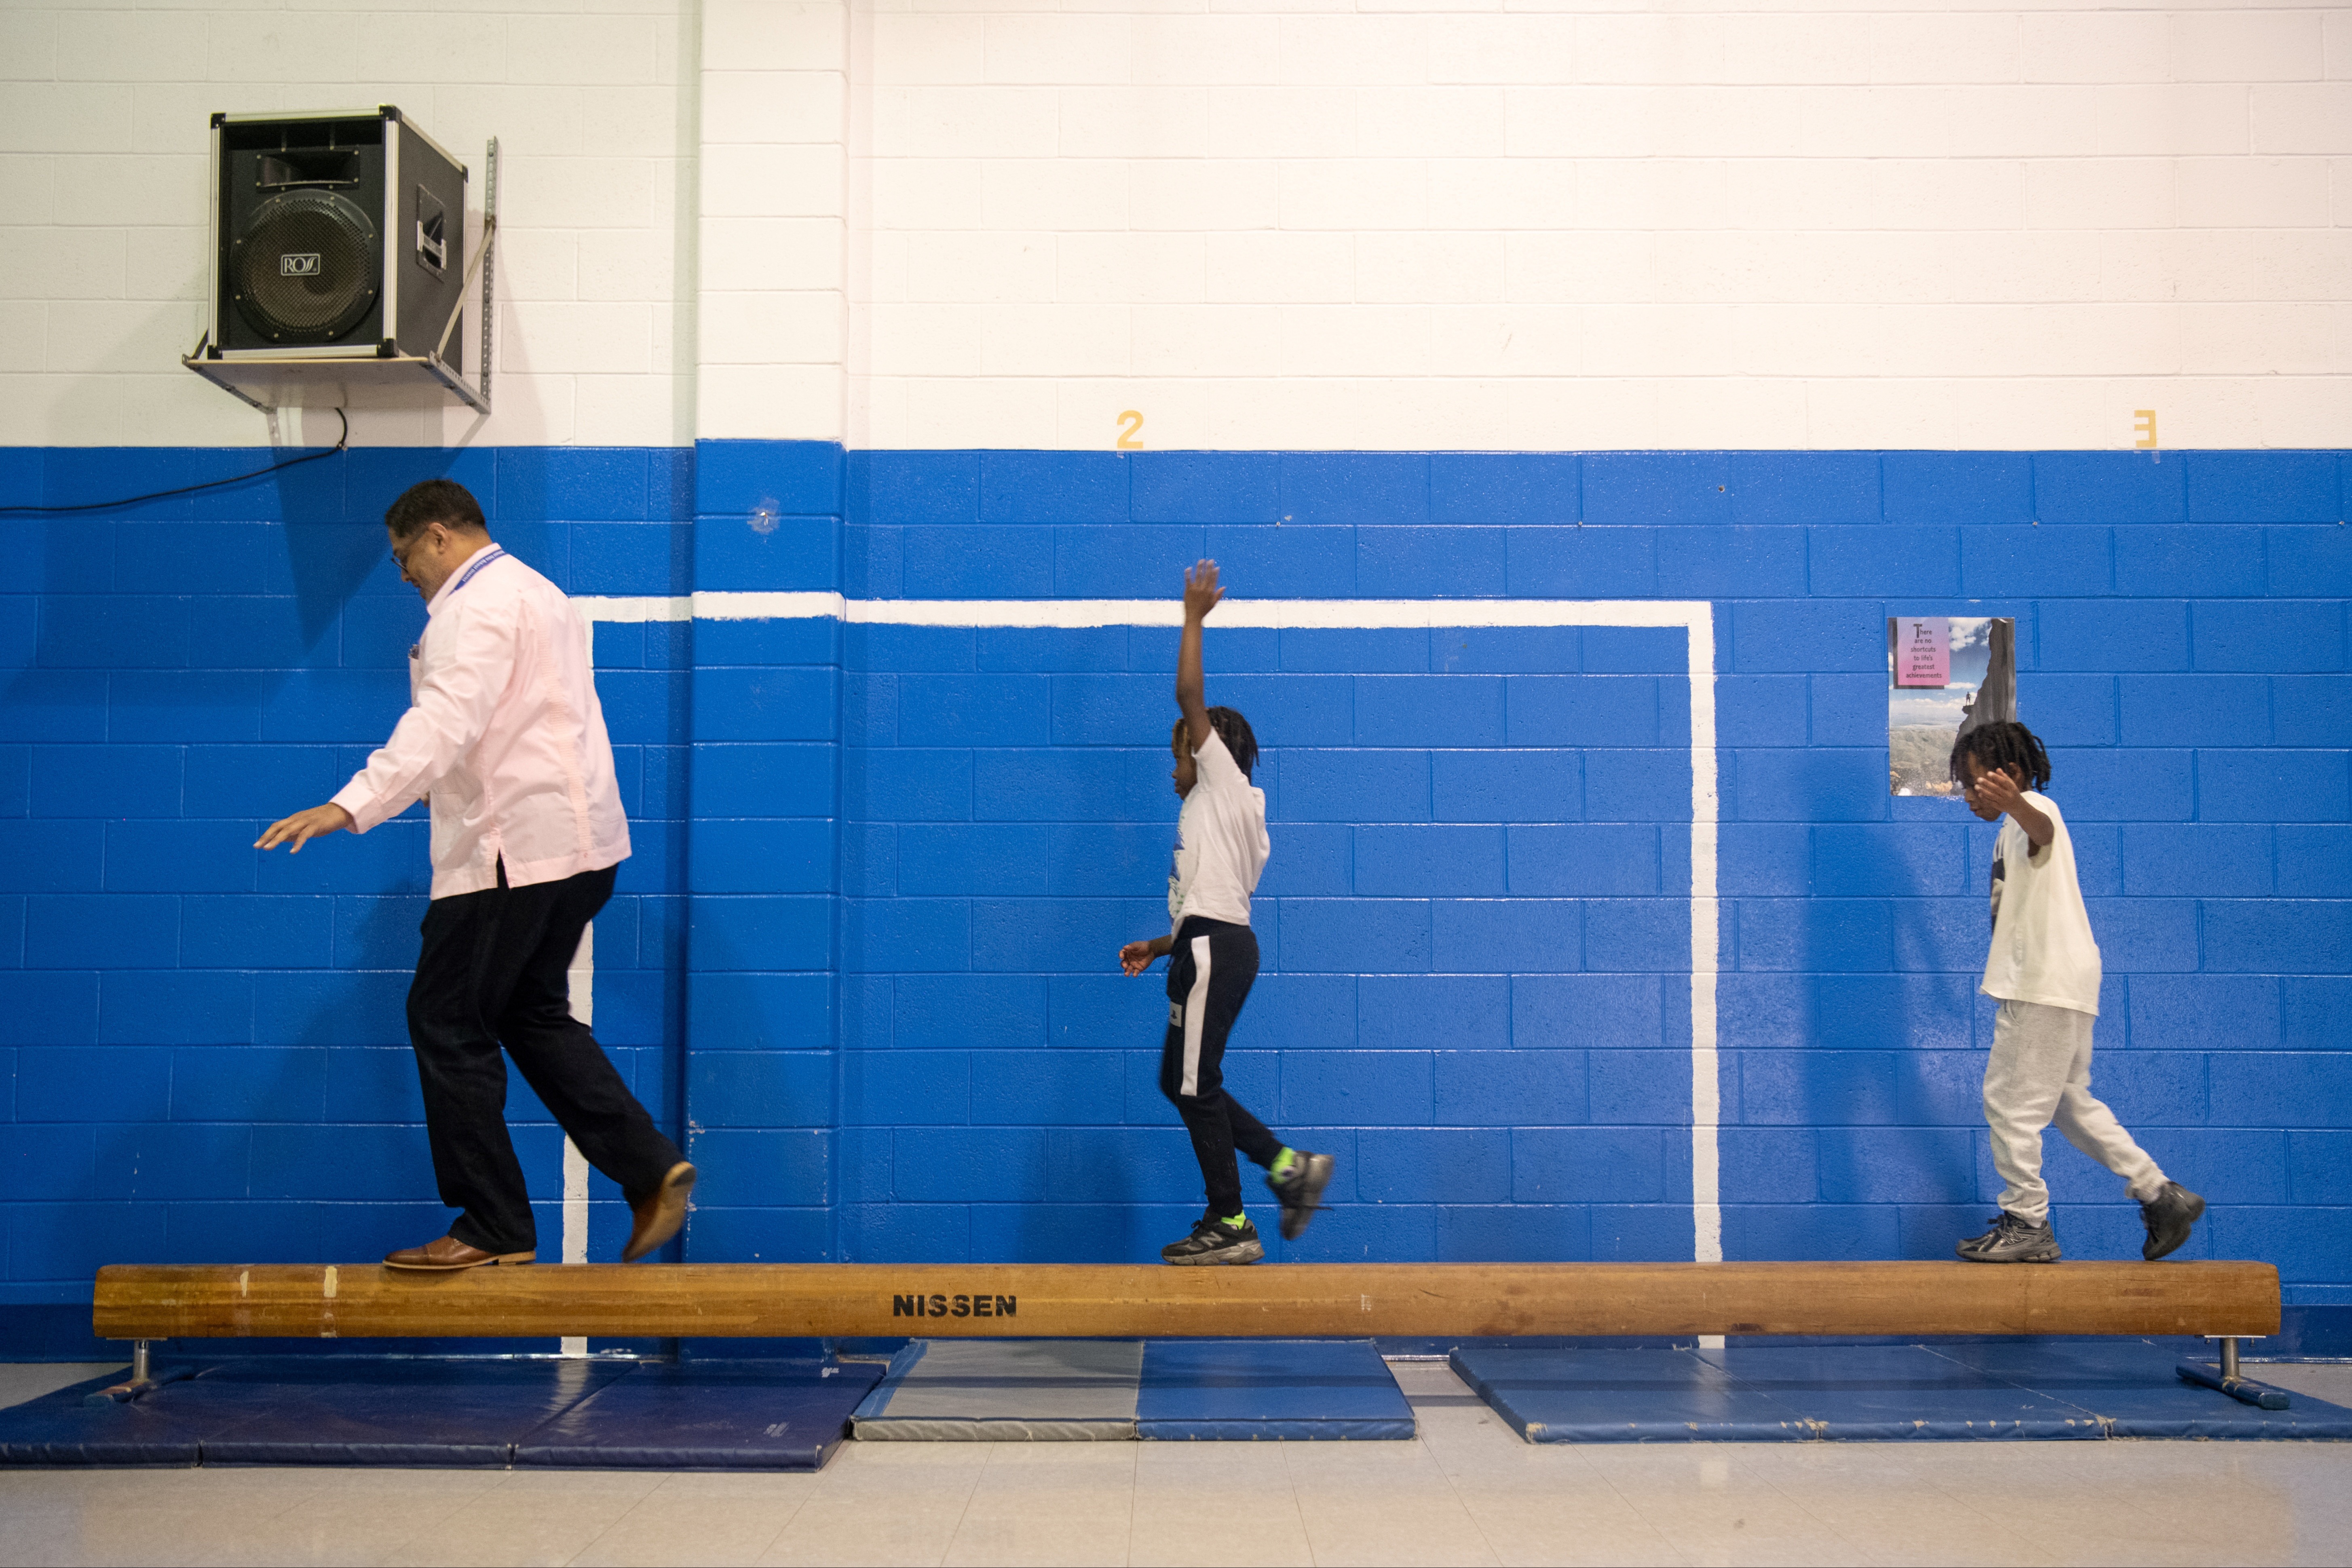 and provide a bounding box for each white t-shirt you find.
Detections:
[1168,727,1270,931]
[1980,789,2103,1016]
